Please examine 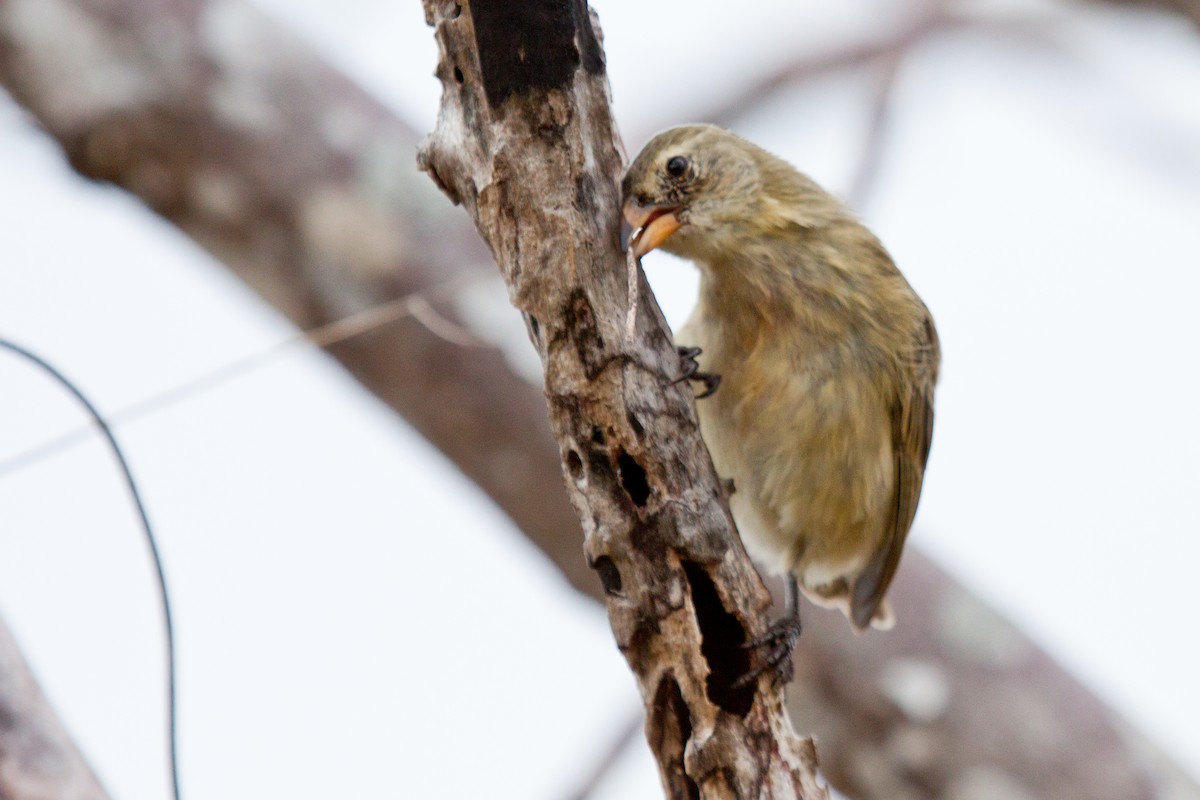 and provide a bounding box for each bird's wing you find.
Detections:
[851,312,940,630]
